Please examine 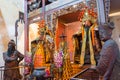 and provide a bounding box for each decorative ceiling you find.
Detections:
[58,11,80,23]
[28,0,120,24]
[57,0,120,24]
[53,0,97,24]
